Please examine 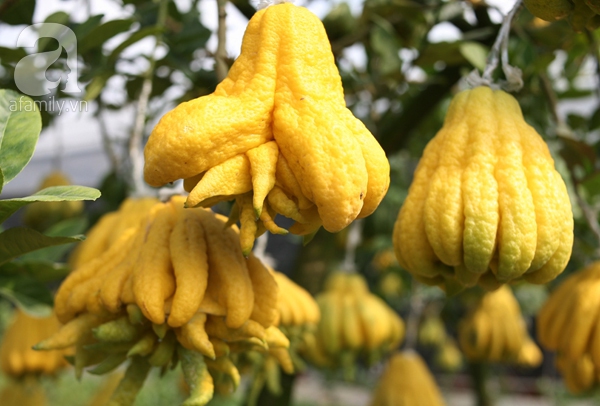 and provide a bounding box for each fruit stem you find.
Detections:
[404,280,425,350]
[467,0,524,92]
[468,361,493,406]
[257,0,295,10]
[341,220,362,273]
